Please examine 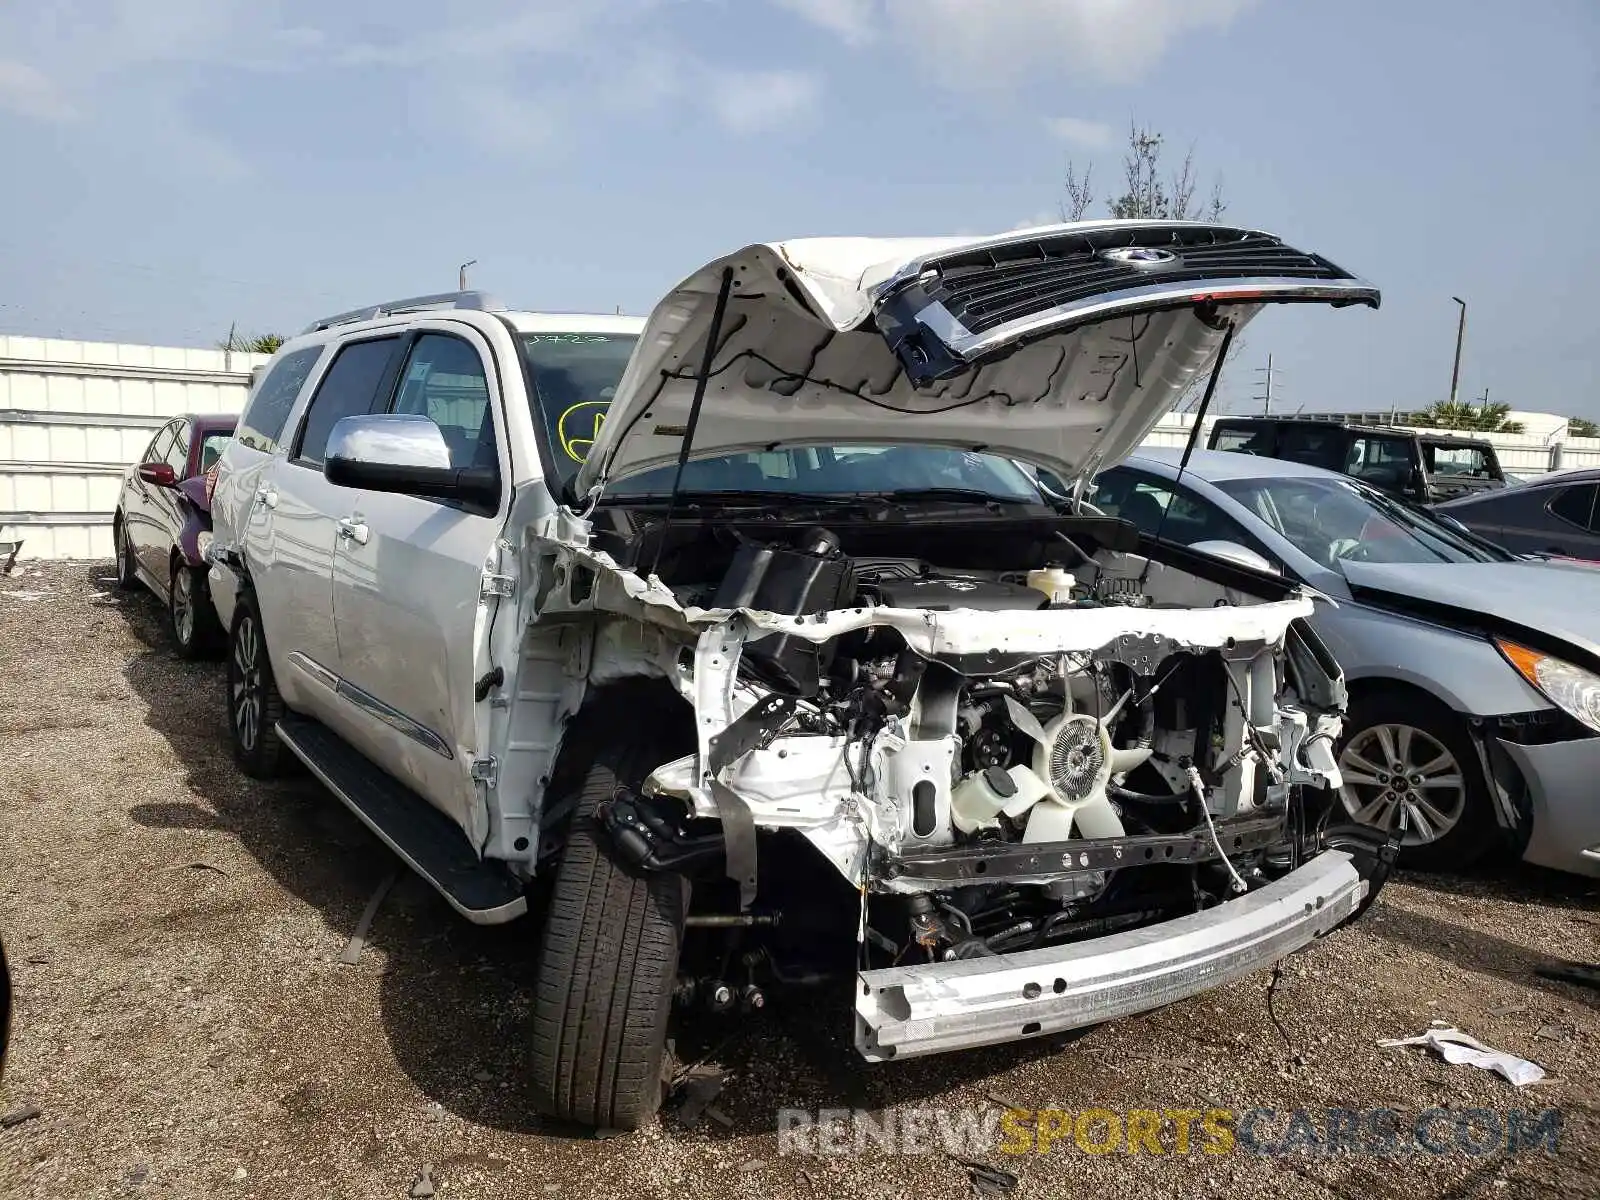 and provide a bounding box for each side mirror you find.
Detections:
[137,462,177,487]
[323,414,499,509]
[1188,539,1281,575]
[1408,468,1429,497]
